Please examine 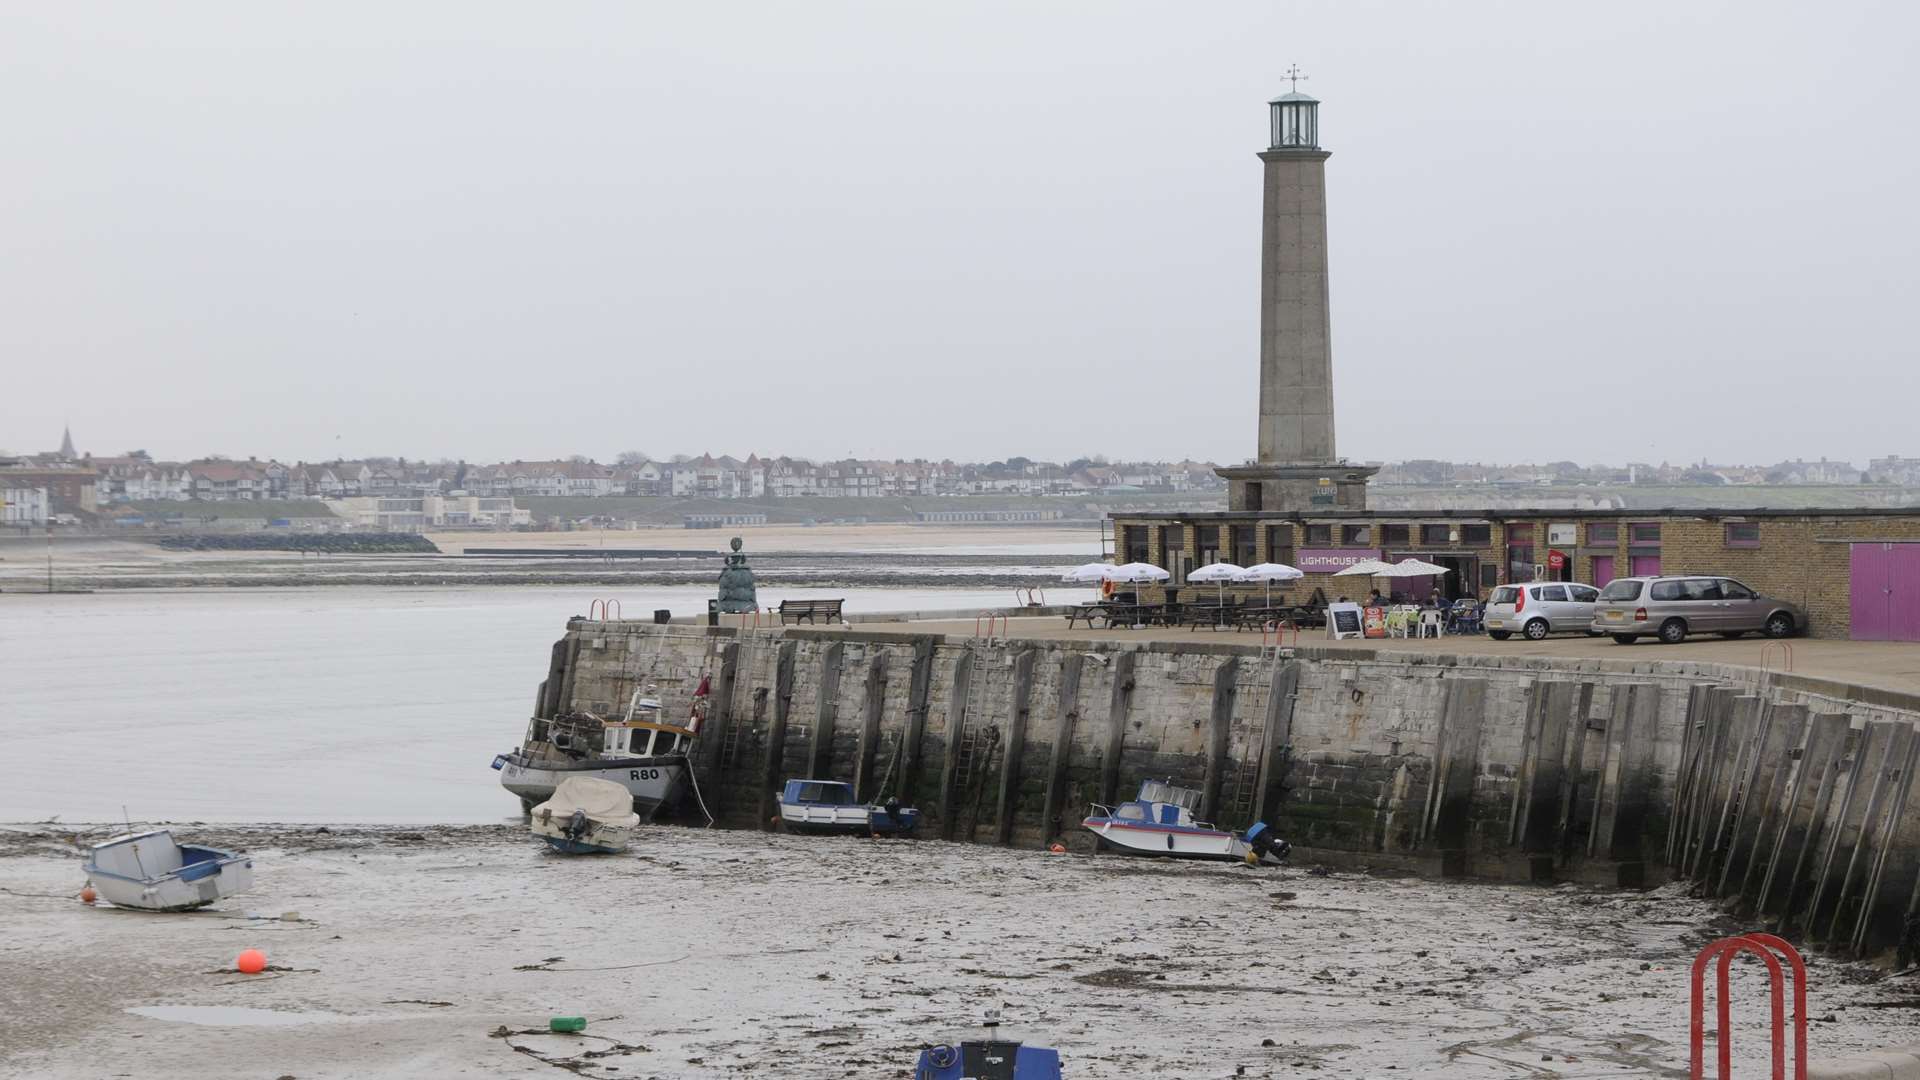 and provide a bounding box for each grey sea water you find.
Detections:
[0,584,1089,823]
